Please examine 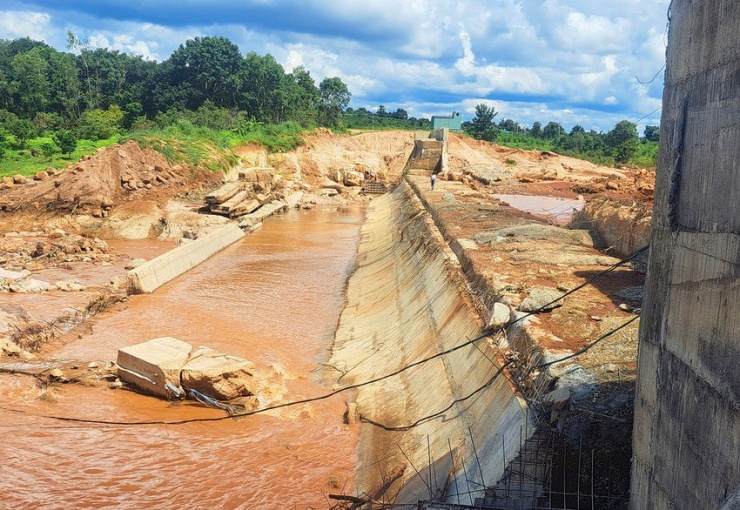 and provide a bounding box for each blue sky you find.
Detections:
[0,0,669,133]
